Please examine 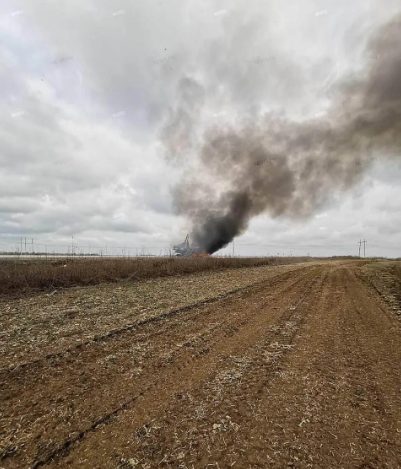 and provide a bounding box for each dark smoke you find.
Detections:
[170,15,401,253]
